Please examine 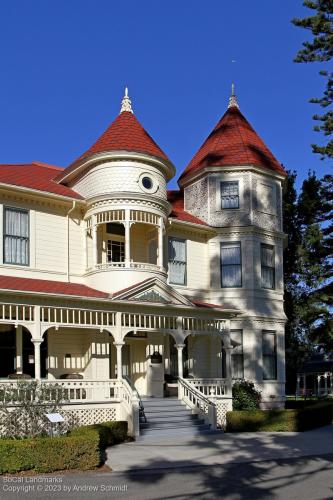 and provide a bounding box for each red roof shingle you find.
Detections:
[179,106,286,182]
[0,162,82,199]
[167,190,208,226]
[0,275,108,298]
[56,111,170,181]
